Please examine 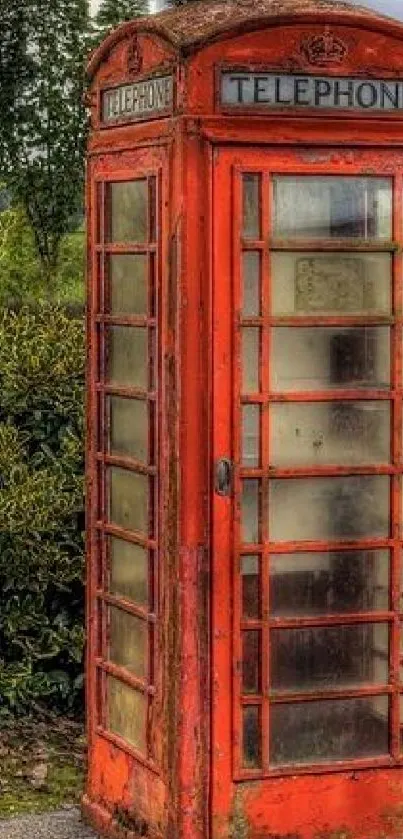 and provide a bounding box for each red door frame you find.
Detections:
[212,144,403,839]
